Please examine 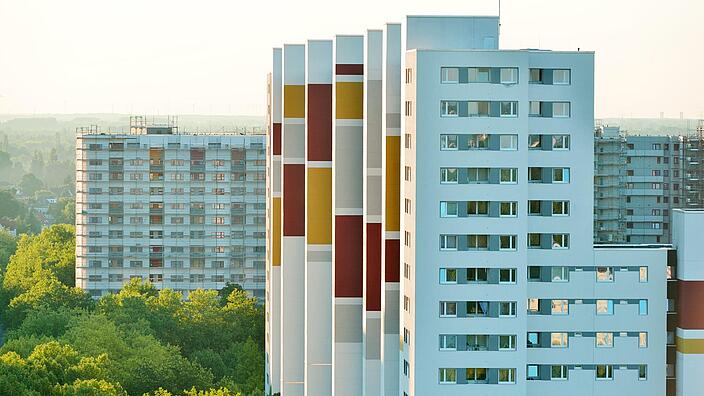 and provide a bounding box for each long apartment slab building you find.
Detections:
[265,14,704,396]
[75,117,266,298]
